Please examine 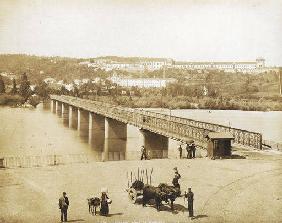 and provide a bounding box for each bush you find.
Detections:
[28,95,41,108]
